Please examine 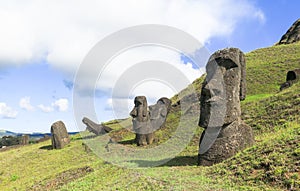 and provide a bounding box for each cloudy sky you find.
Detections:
[0,0,299,133]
